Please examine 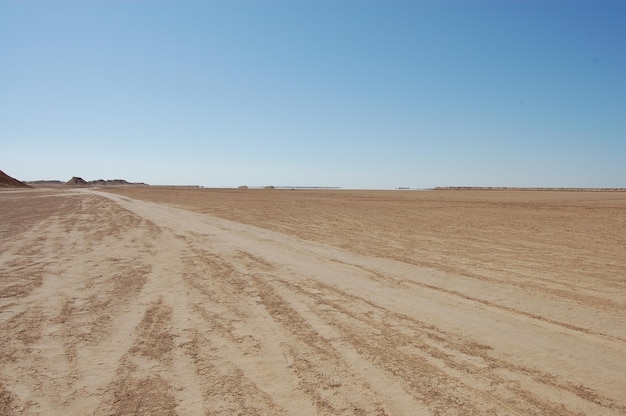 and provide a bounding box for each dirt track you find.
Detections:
[1,188,625,415]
